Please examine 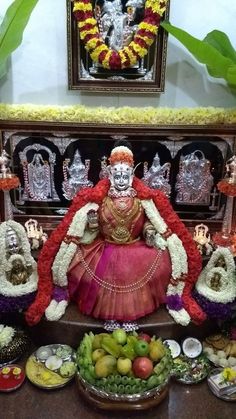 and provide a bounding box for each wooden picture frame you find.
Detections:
[67,0,170,93]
